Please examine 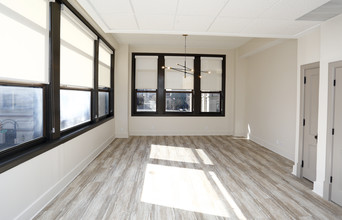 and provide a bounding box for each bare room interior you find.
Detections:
[1,0,342,219]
